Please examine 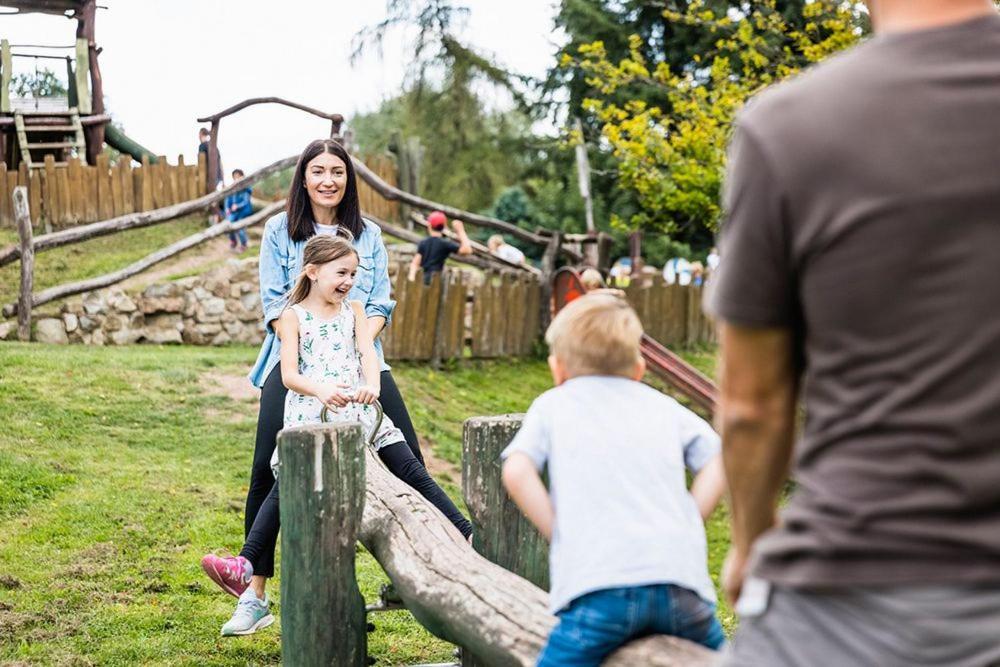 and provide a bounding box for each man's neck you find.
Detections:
[430,230,443,238]
[870,0,995,34]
